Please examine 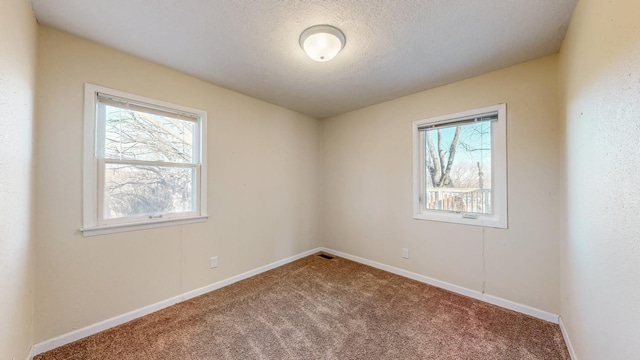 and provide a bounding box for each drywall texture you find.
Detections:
[559,0,640,358]
[321,56,561,313]
[34,27,321,342]
[0,0,37,358]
